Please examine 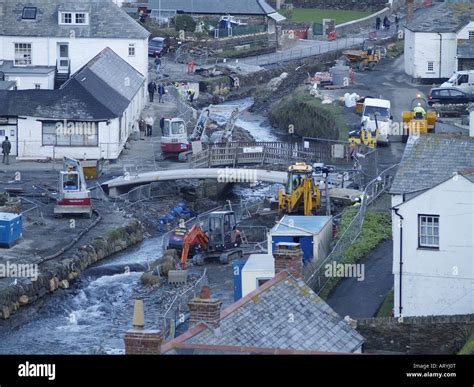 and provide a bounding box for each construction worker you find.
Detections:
[413,102,426,118]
